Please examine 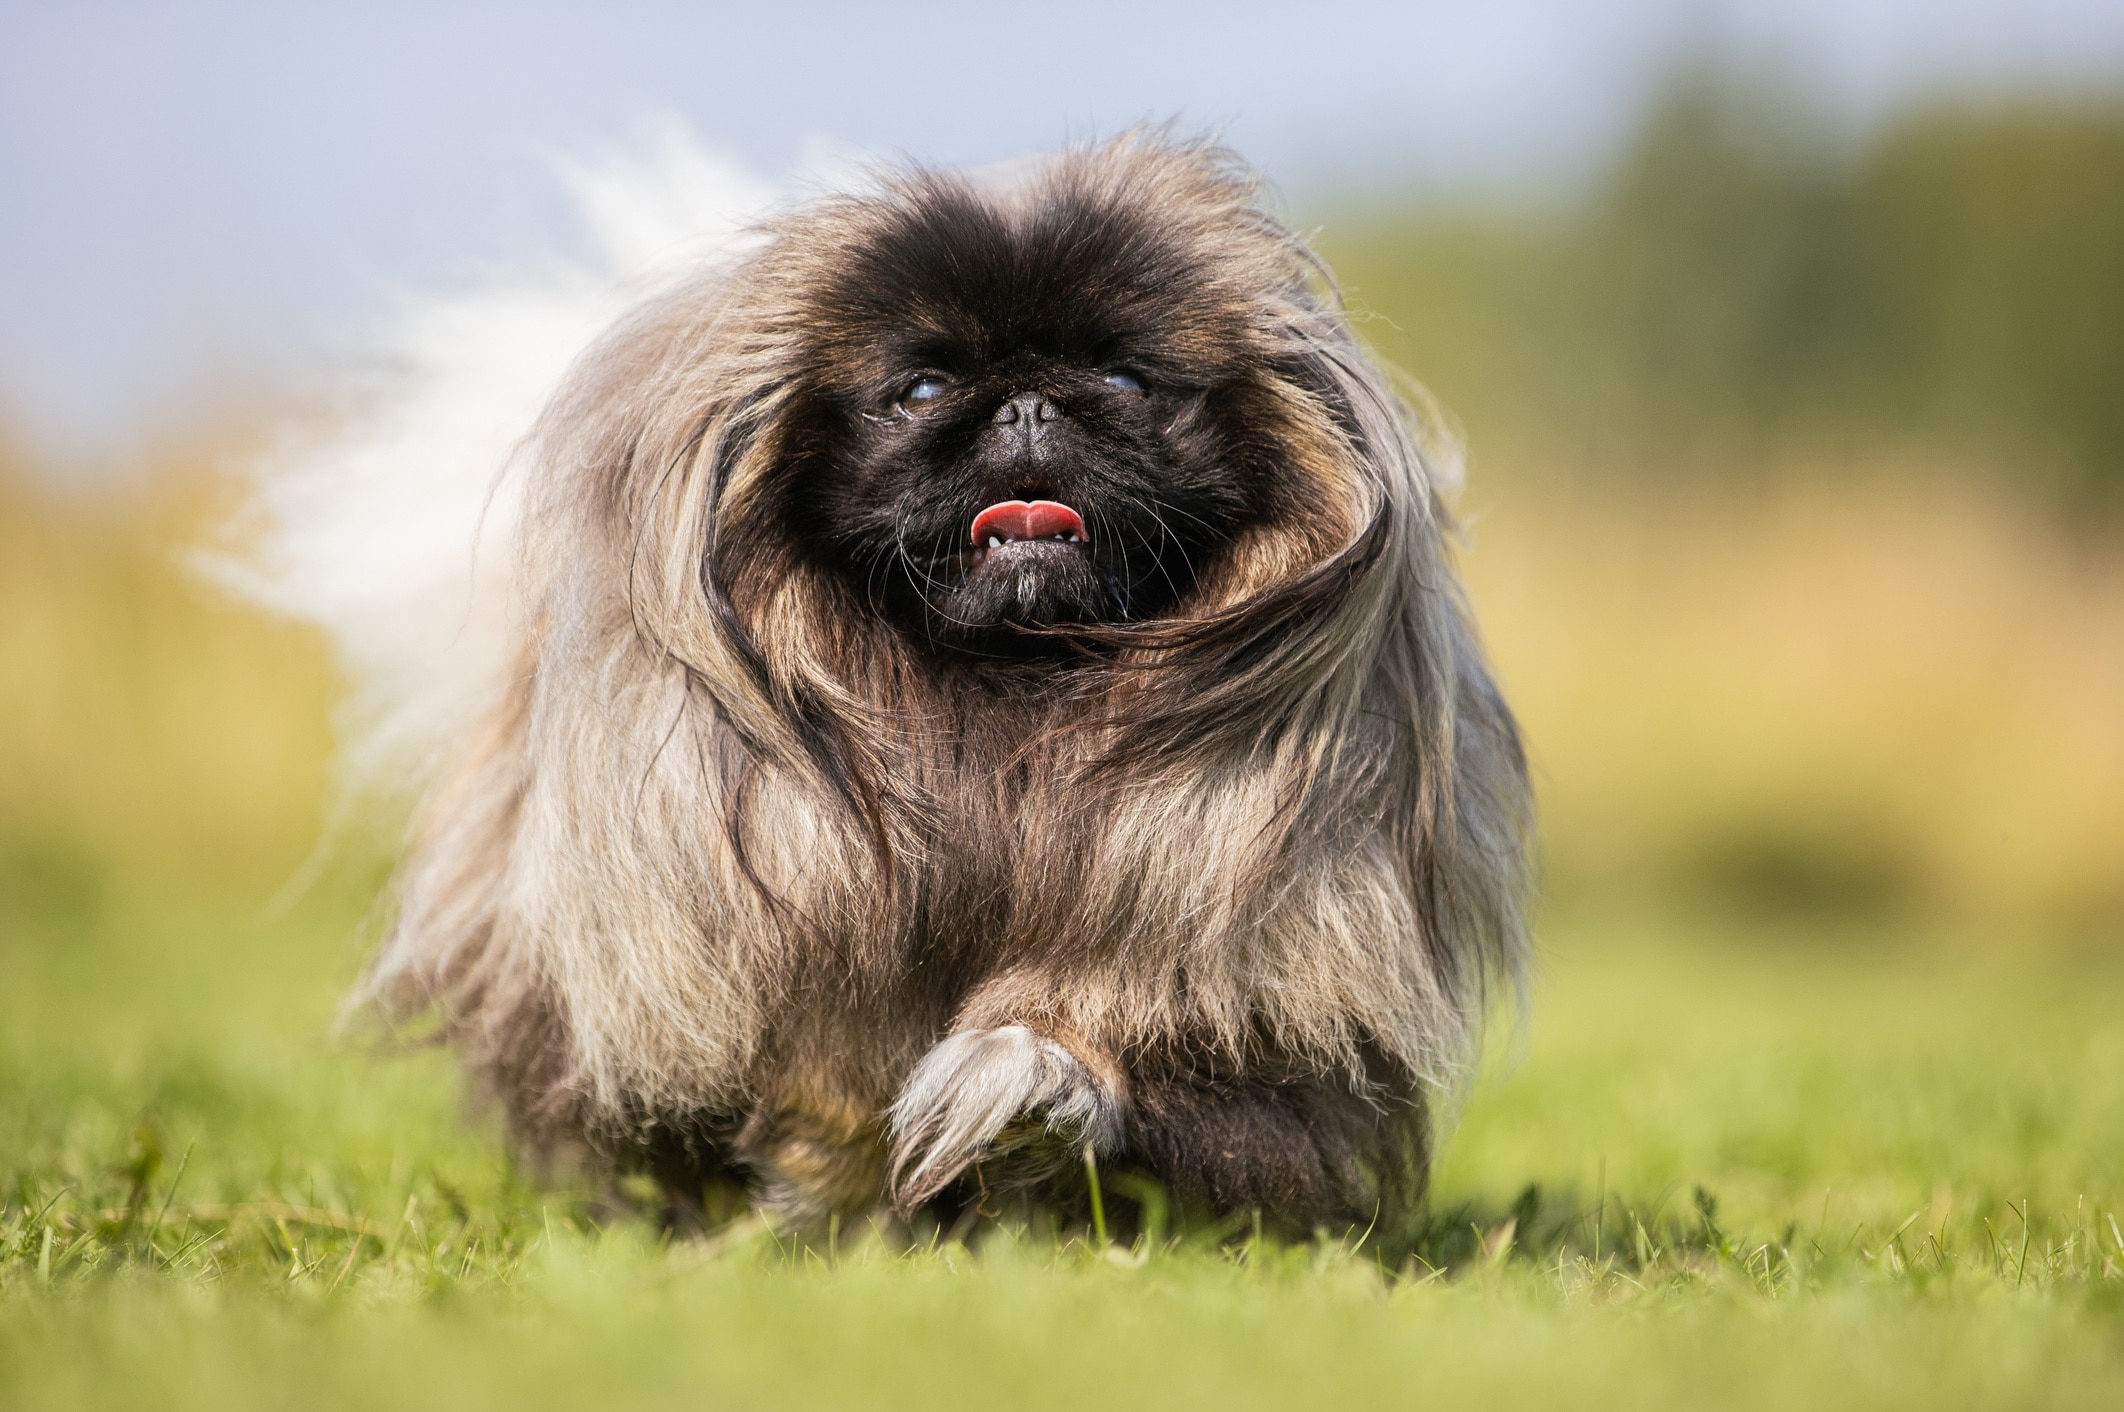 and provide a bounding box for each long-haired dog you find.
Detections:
[244,130,1532,1239]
